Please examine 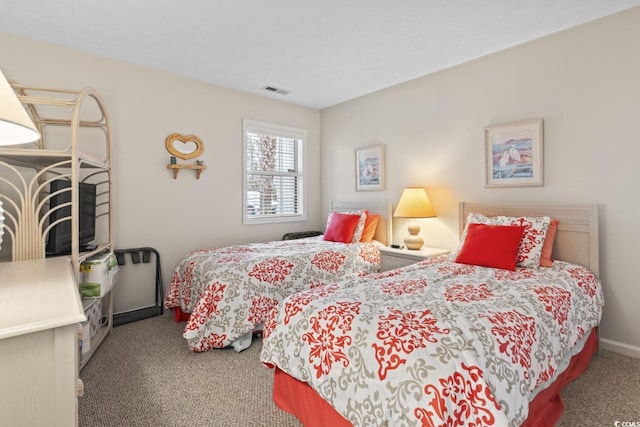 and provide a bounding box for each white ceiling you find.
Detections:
[2,1,639,109]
